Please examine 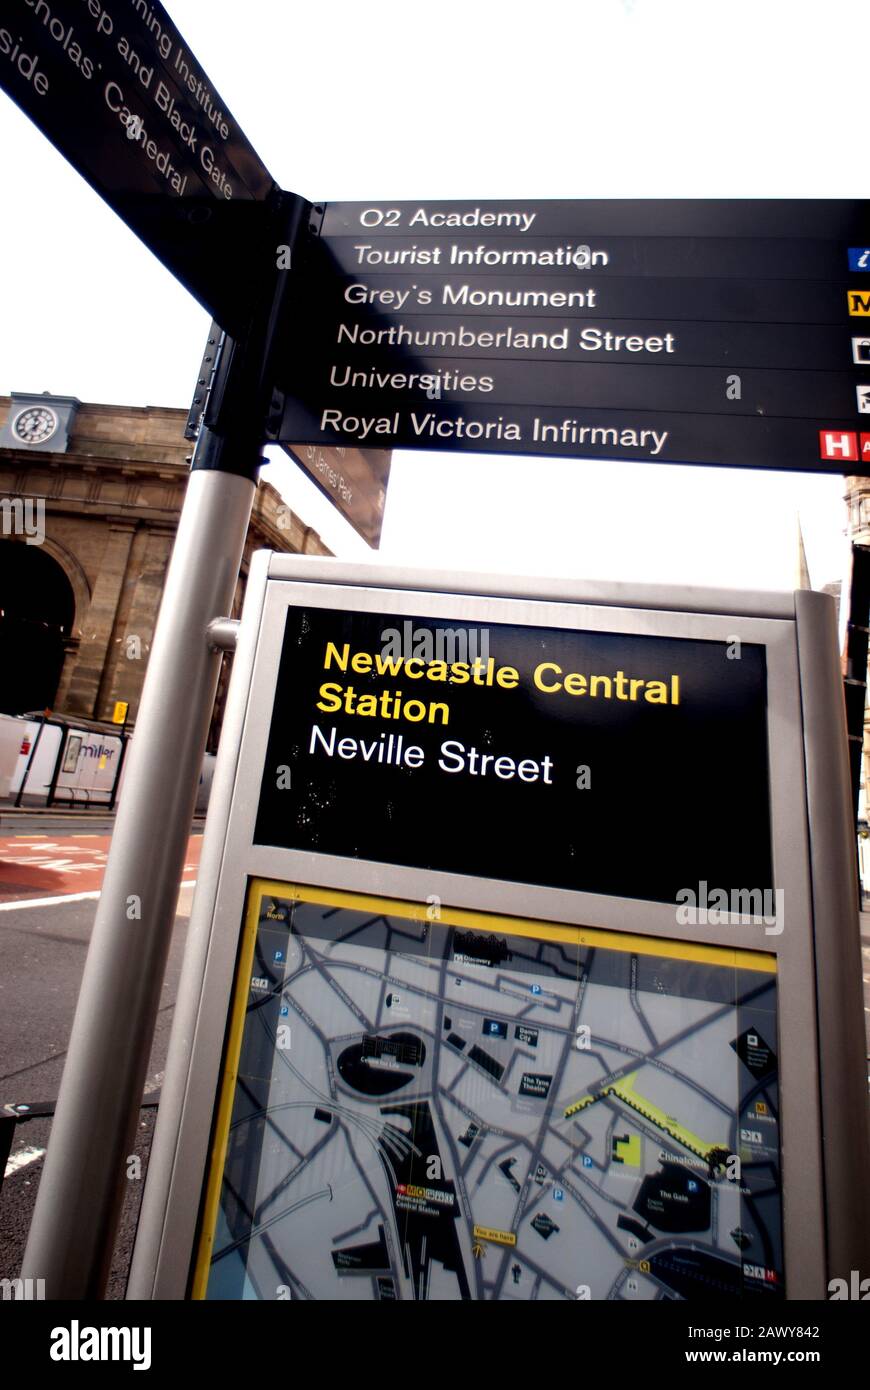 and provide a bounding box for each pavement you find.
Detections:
[0,818,201,1298]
